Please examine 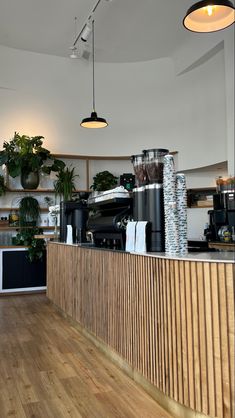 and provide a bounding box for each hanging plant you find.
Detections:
[0,174,7,196]
[12,227,46,263]
[18,196,41,226]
